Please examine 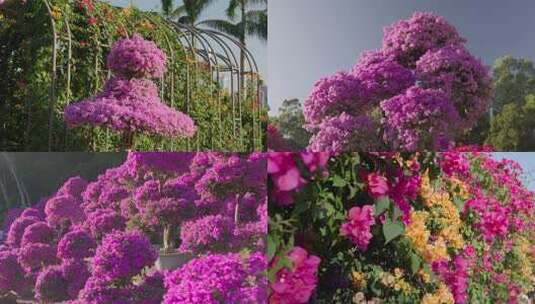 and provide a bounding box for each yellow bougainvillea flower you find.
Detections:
[417,269,431,284]
[51,6,62,20]
[421,283,455,304]
[351,271,366,289]
[423,237,450,263]
[379,271,396,287]
[406,211,430,252]
[123,6,133,17]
